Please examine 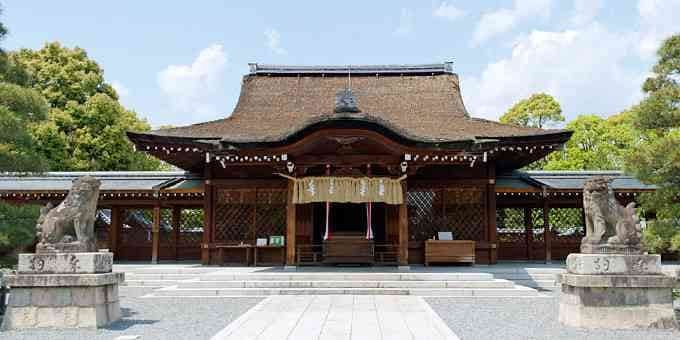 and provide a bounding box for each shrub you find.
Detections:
[0,202,39,266]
